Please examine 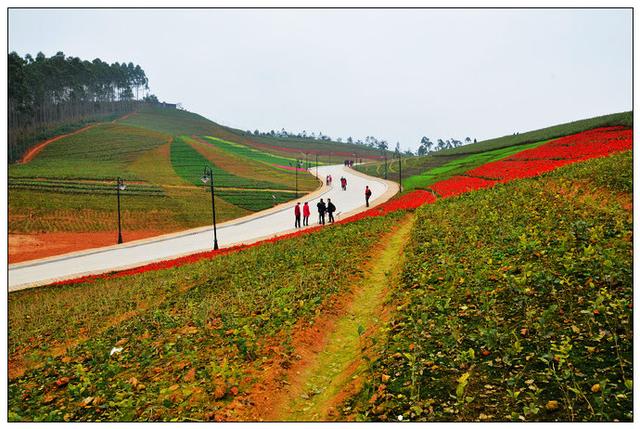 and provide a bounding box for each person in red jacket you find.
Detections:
[302,202,311,226]
[365,186,372,207]
[294,202,301,228]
